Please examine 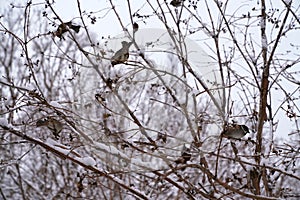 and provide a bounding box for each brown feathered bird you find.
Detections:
[111,41,133,66]
[53,21,81,39]
[36,117,63,139]
[170,0,183,7]
[175,145,191,164]
[221,124,249,139]
[133,22,139,33]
